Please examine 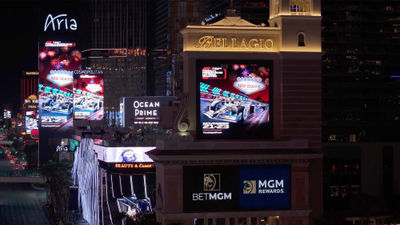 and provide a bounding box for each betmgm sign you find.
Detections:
[183,165,290,212]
